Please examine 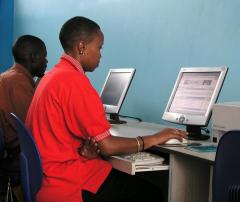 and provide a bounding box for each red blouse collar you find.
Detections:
[61,53,84,74]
